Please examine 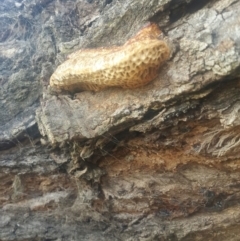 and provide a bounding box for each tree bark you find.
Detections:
[1,0,240,240]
